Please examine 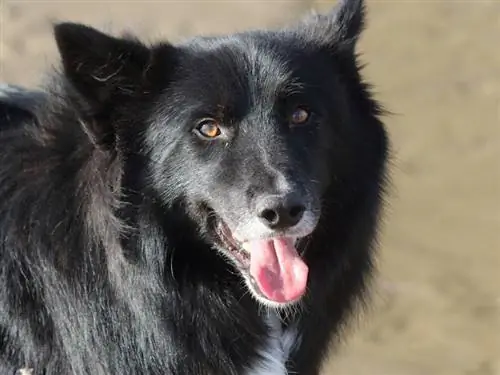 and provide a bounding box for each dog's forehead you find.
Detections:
[179,33,294,103]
